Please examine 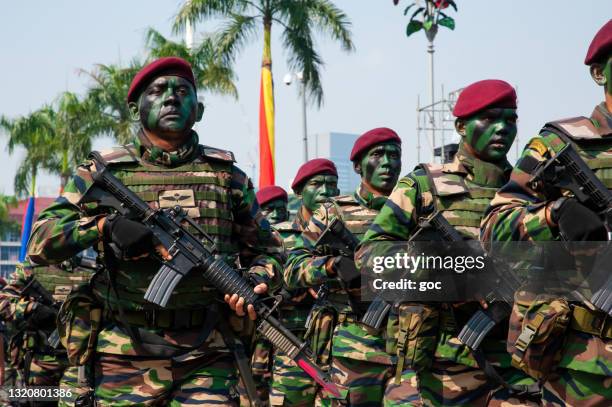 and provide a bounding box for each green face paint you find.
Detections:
[464,108,517,162]
[260,199,289,224]
[603,56,612,95]
[138,76,198,140]
[357,143,402,194]
[299,174,339,212]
